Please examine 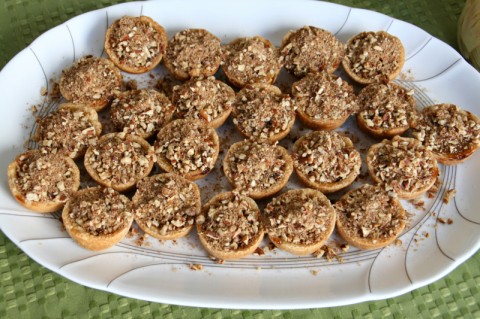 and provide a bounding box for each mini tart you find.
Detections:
[104,16,167,73]
[133,173,201,240]
[84,133,154,192]
[110,89,174,139]
[335,184,406,250]
[154,119,219,180]
[164,29,222,81]
[196,192,264,260]
[292,72,357,130]
[357,82,416,138]
[35,103,102,159]
[7,150,80,213]
[222,36,282,88]
[292,131,361,193]
[367,136,439,199]
[59,56,122,111]
[342,31,405,84]
[263,189,336,256]
[280,26,345,77]
[232,83,295,142]
[411,104,480,164]
[62,187,133,251]
[223,140,293,199]
[171,77,235,128]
